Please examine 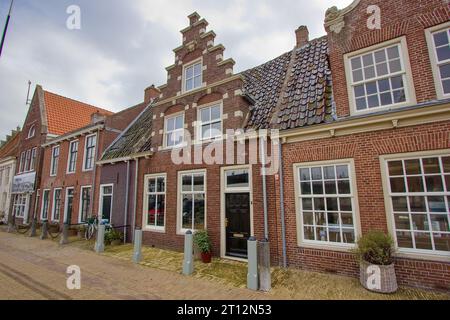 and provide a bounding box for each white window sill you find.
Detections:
[297,241,356,253]
[351,101,414,116]
[394,249,450,263]
[143,227,165,234]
